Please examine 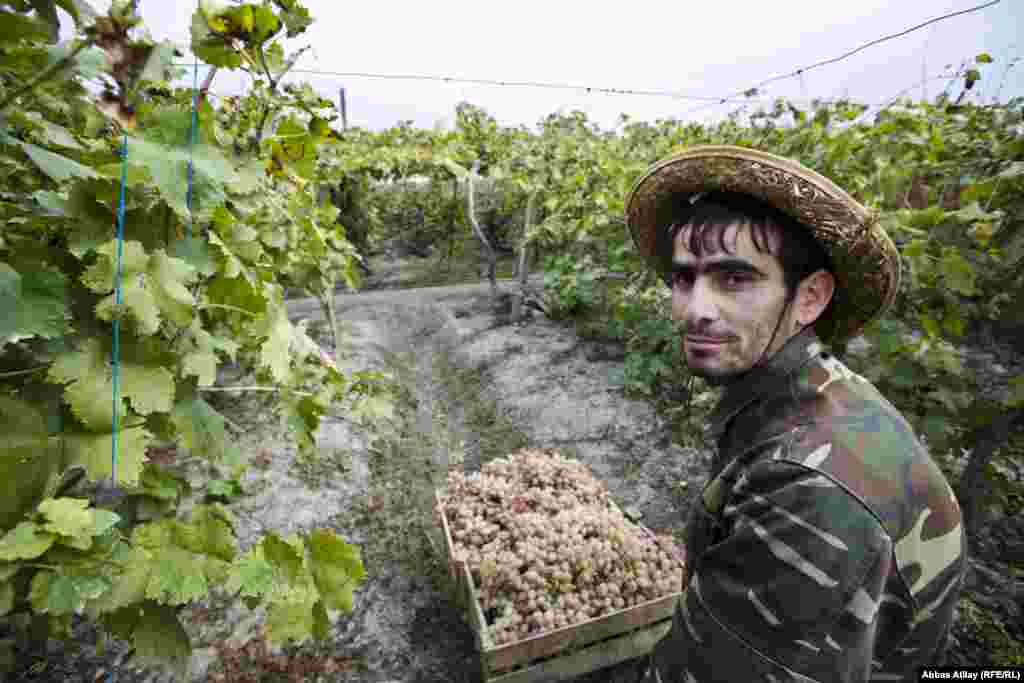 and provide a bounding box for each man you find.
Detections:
[624,147,967,682]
